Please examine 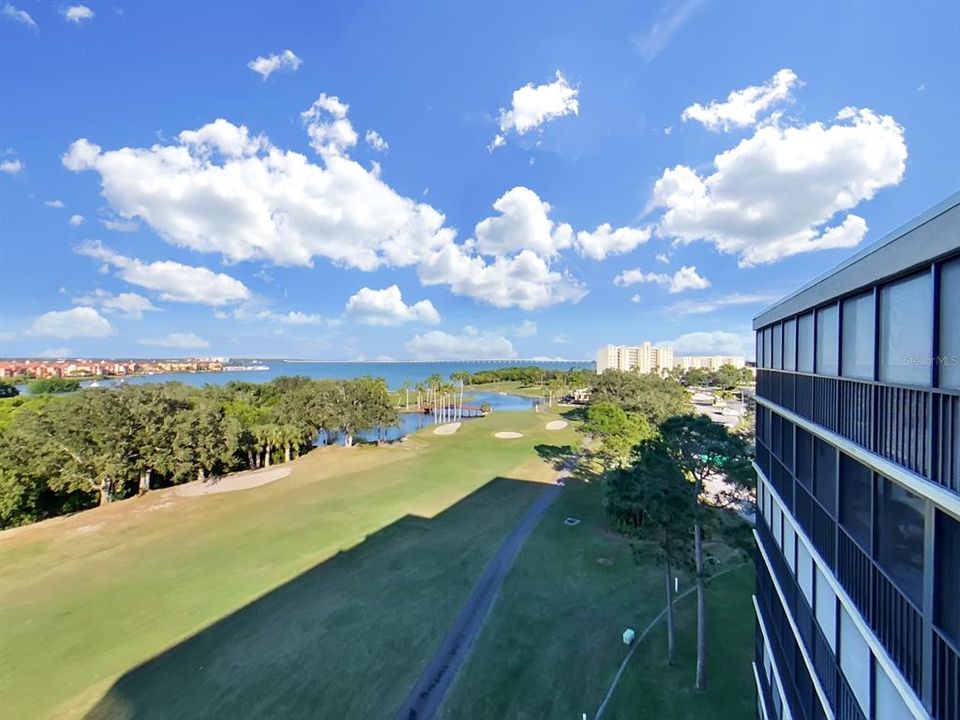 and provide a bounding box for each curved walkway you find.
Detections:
[395,484,561,720]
